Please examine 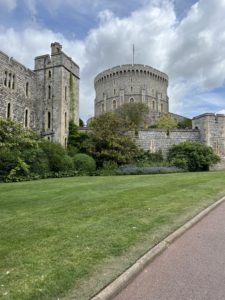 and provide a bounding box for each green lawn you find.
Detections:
[1,172,225,300]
